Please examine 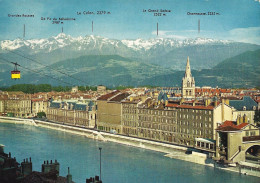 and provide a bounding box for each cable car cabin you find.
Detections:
[11,70,20,79]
